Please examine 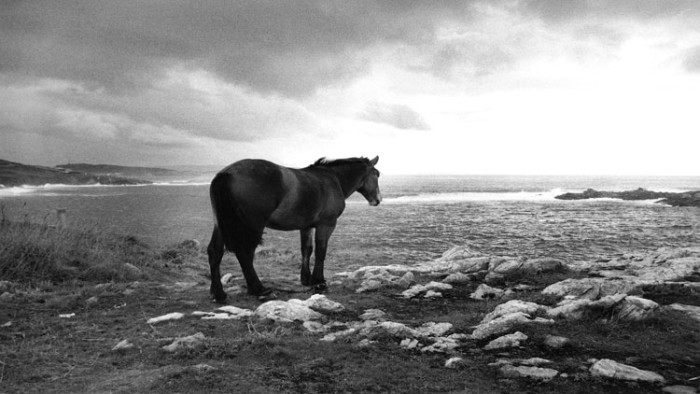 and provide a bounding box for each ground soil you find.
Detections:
[2,250,699,393]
